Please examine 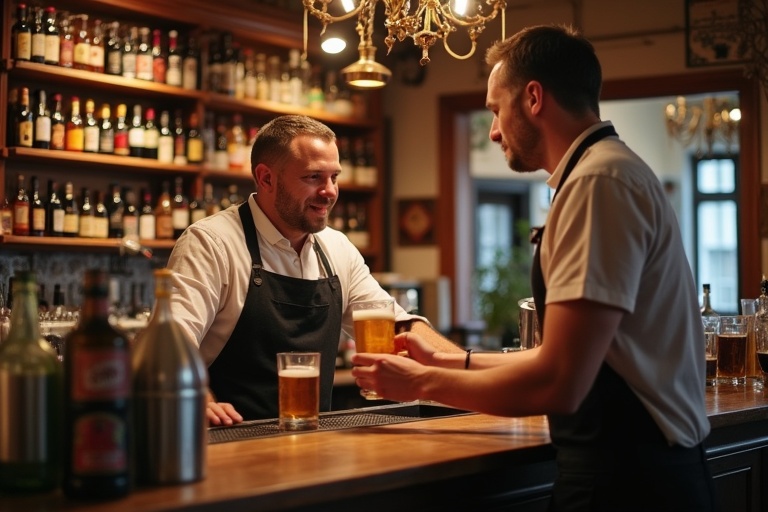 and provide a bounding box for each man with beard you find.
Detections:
[167,115,462,425]
[351,25,717,511]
